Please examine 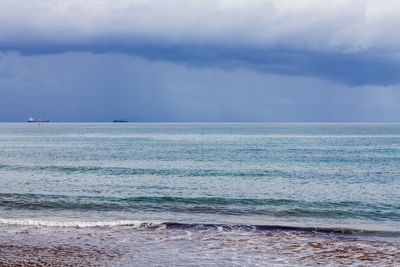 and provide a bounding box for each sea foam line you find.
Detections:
[1,218,400,238]
[0,218,164,228]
